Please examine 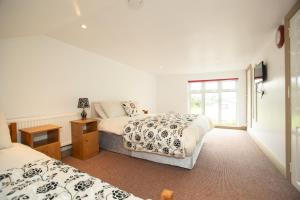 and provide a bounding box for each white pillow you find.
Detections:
[94,103,108,119]
[0,113,12,149]
[134,101,145,115]
[121,101,140,117]
[100,101,126,118]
